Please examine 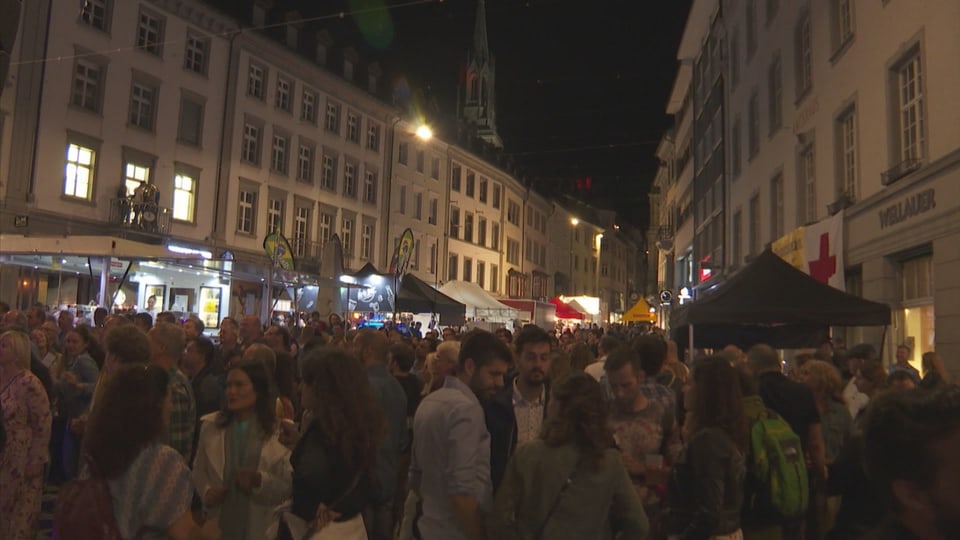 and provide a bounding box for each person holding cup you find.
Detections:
[193,359,292,539]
